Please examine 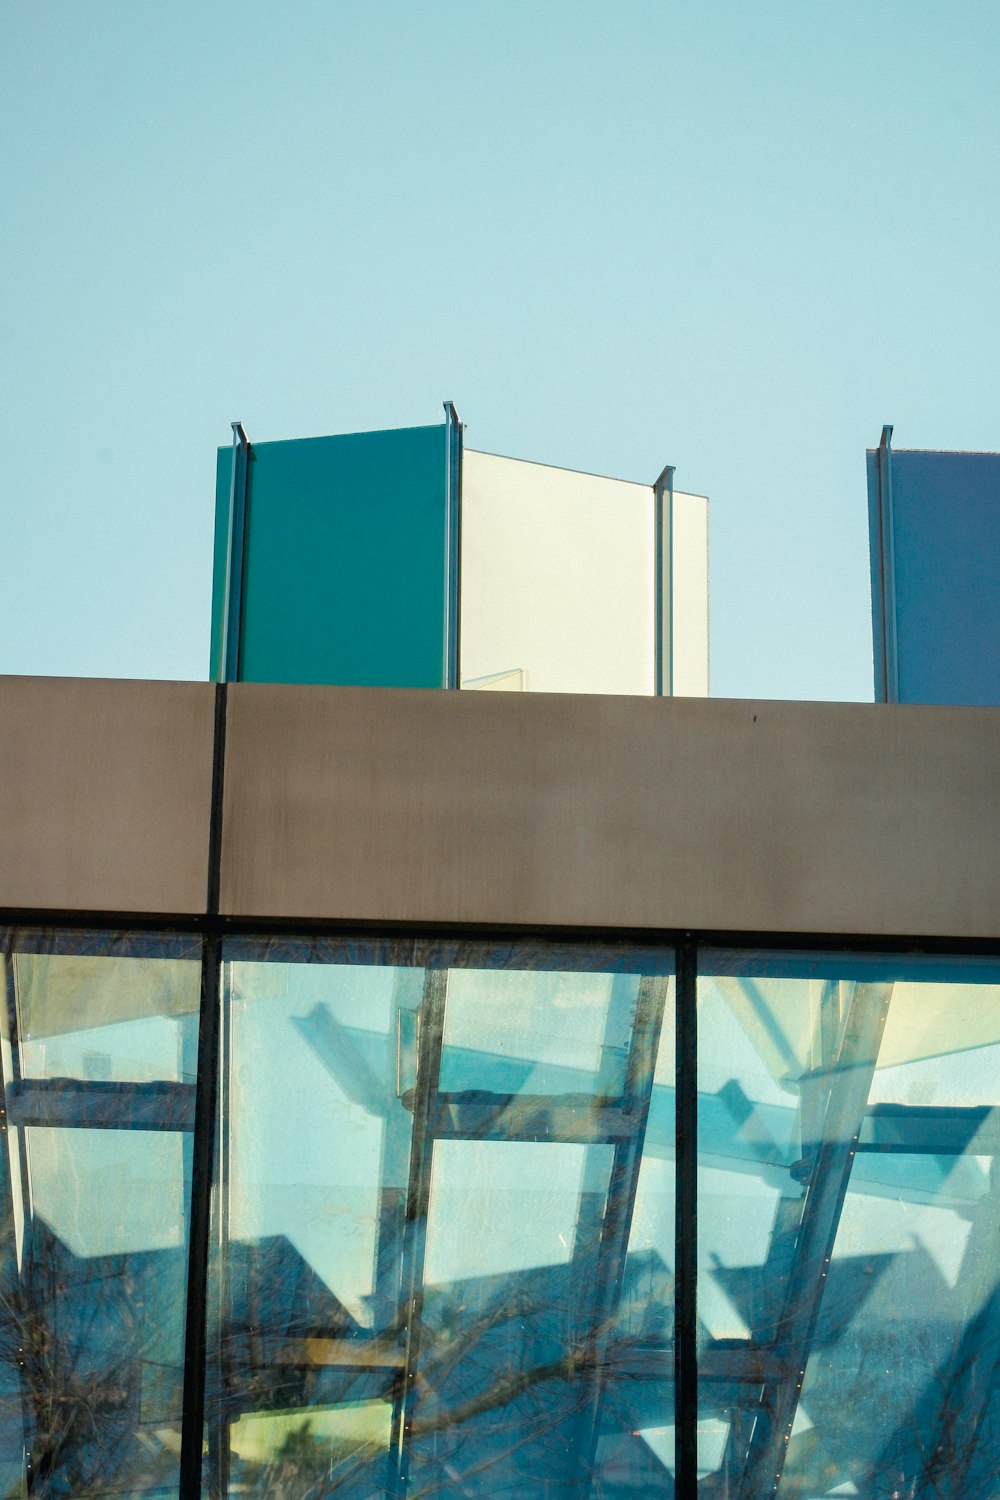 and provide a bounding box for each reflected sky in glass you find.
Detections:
[697,953,1000,1499]
[207,946,675,1499]
[0,934,198,1500]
